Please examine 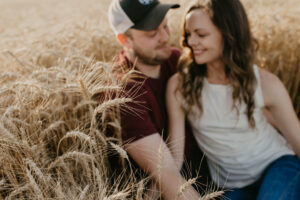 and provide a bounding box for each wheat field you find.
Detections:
[0,0,299,199]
